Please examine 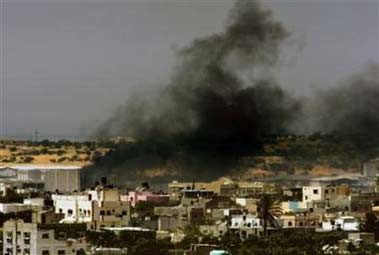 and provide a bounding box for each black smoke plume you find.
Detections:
[96,0,301,156]
[315,62,379,148]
